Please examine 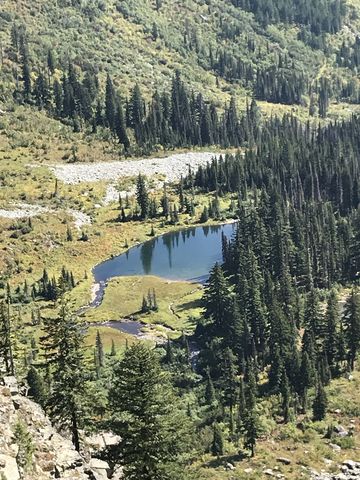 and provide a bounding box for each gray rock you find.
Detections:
[225,462,235,471]
[2,376,18,395]
[111,465,124,480]
[334,425,349,437]
[329,443,342,452]
[277,457,292,465]
[0,454,20,480]
[343,460,359,470]
[89,458,111,478]
[244,467,253,474]
[264,468,275,476]
[0,382,112,480]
